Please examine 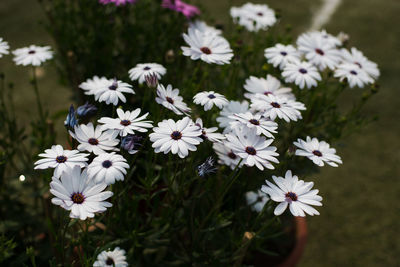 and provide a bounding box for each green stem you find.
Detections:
[31,67,45,121]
